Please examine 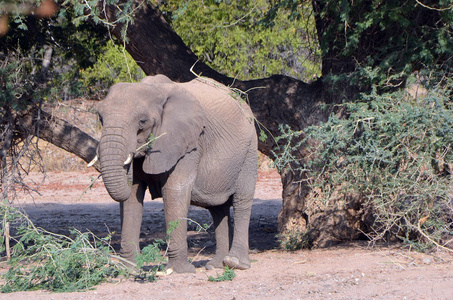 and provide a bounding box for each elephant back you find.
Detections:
[179,78,255,134]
